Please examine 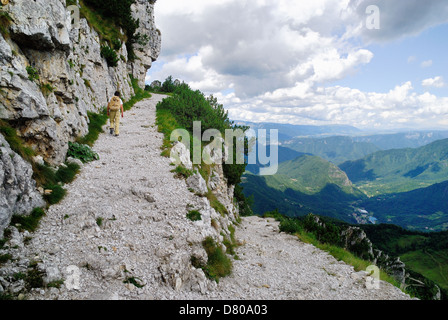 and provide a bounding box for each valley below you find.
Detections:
[240,123,448,295]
